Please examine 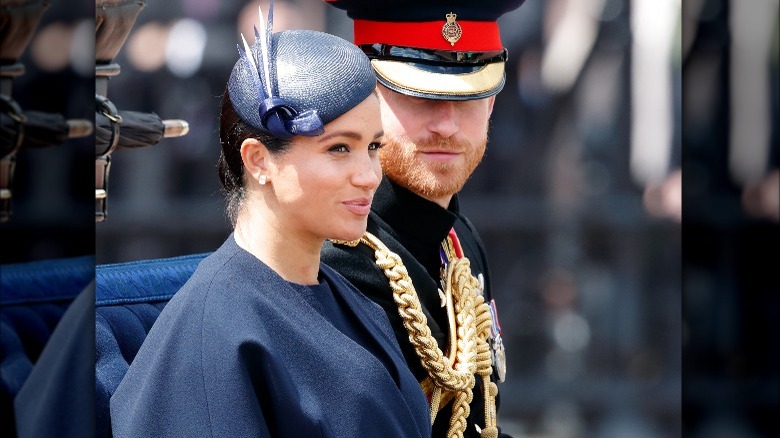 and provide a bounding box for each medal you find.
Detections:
[476,273,485,297]
[488,299,507,382]
[491,334,507,382]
